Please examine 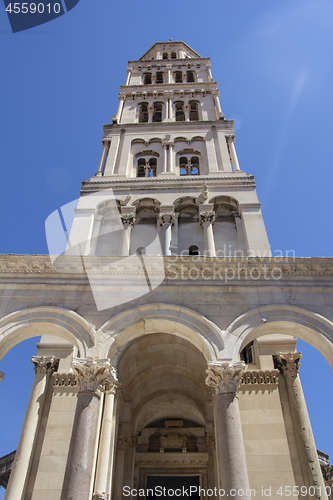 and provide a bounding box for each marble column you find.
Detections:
[95,139,111,177]
[185,104,190,122]
[148,104,153,123]
[92,367,119,500]
[125,68,132,86]
[207,64,213,82]
[5,356,58,500]
[275,353,328,500]
[113,436,133,500]
[213,91,224,119]
[163,145,168,172]
[226,135,241,171]
[168,143,174,172]
[199,212,216,257]
[206,362,250,500]
[60,358,112,500]
[119,214,136,256]
[115,95,125,124]
[159,213,175,256]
